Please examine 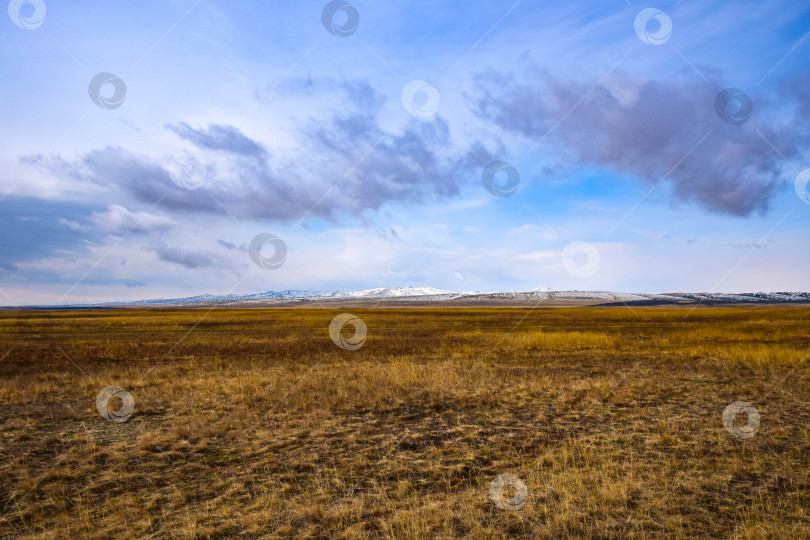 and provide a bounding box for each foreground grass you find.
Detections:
[0,307,808,538]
